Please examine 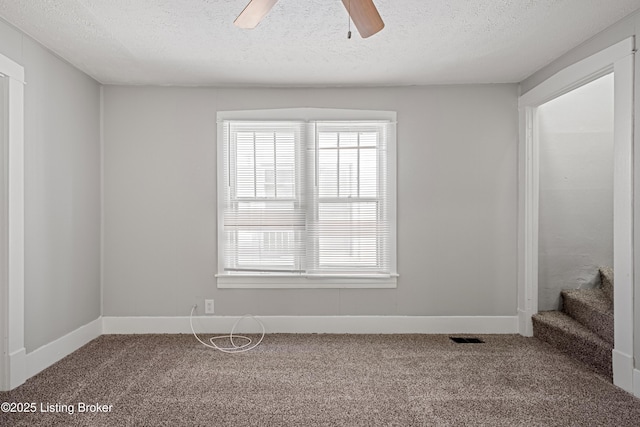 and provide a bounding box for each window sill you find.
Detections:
[216,274,398,289]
